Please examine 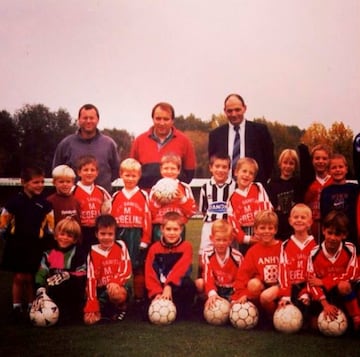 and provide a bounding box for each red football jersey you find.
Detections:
[231,241,281,301]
